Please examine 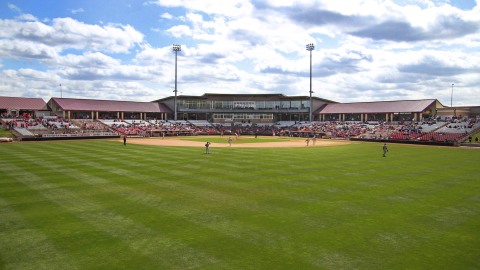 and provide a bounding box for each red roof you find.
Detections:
[51,98,168,113]
[318,99,438,114]
[0,96,47,110]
